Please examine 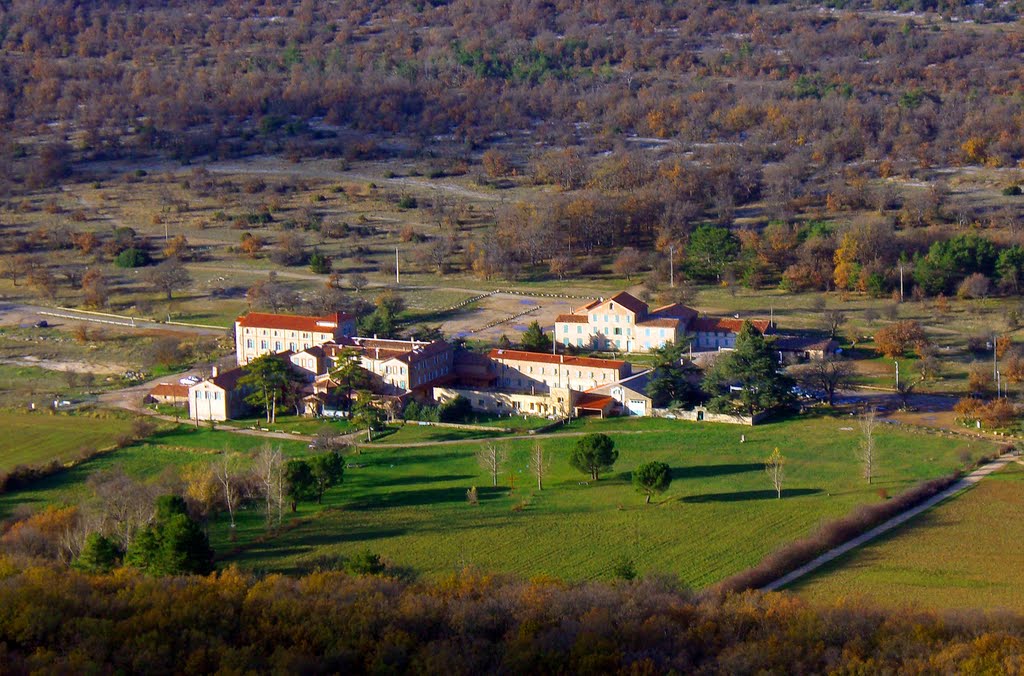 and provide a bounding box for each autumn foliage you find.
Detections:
[0,560,1023,672]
